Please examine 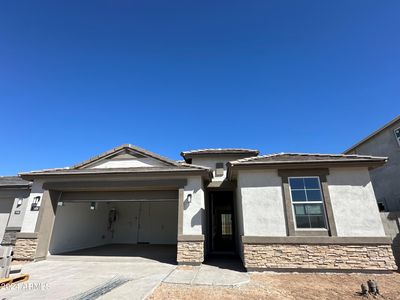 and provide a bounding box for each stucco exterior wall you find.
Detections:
[183,176,205,235]
[0,198,14,241]
[346,119,400,212]
[237,170,287,236]
[327,167,386,237]
[7,195,29,229]
[91,157,167,168]
[235,184,245,259]
[236,167,385,238]
[49,202,111,254]
[20,181,44,233]
[191,156,246,181]
[0,188,31,246]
